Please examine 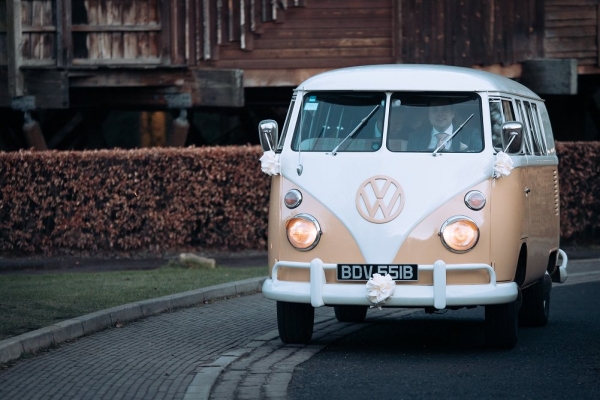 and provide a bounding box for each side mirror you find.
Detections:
[258,119,279,152]
[501,121,523,153]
